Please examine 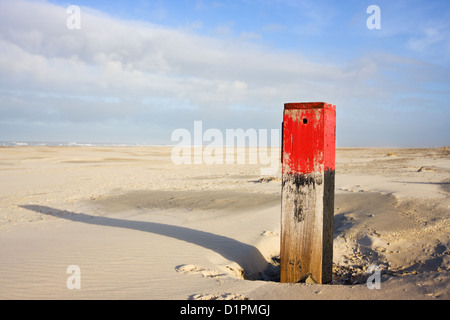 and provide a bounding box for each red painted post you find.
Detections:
[281,102,336,284]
